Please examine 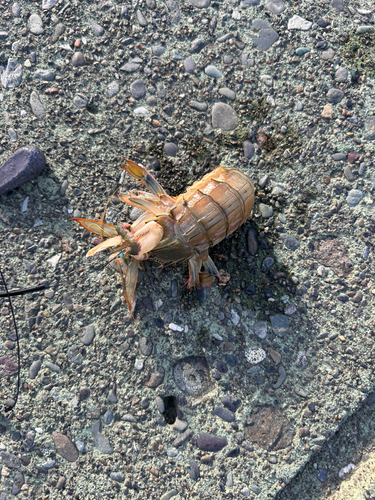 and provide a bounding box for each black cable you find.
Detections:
[0,284,46,298]
[0,268,21,413]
